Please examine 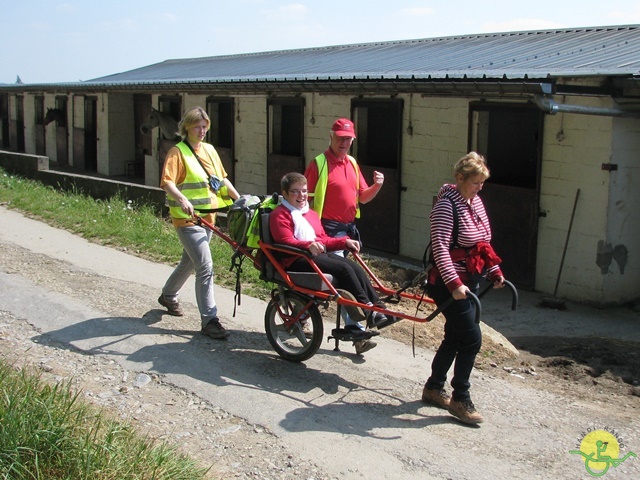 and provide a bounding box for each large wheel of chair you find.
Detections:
[264,290,323,362]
